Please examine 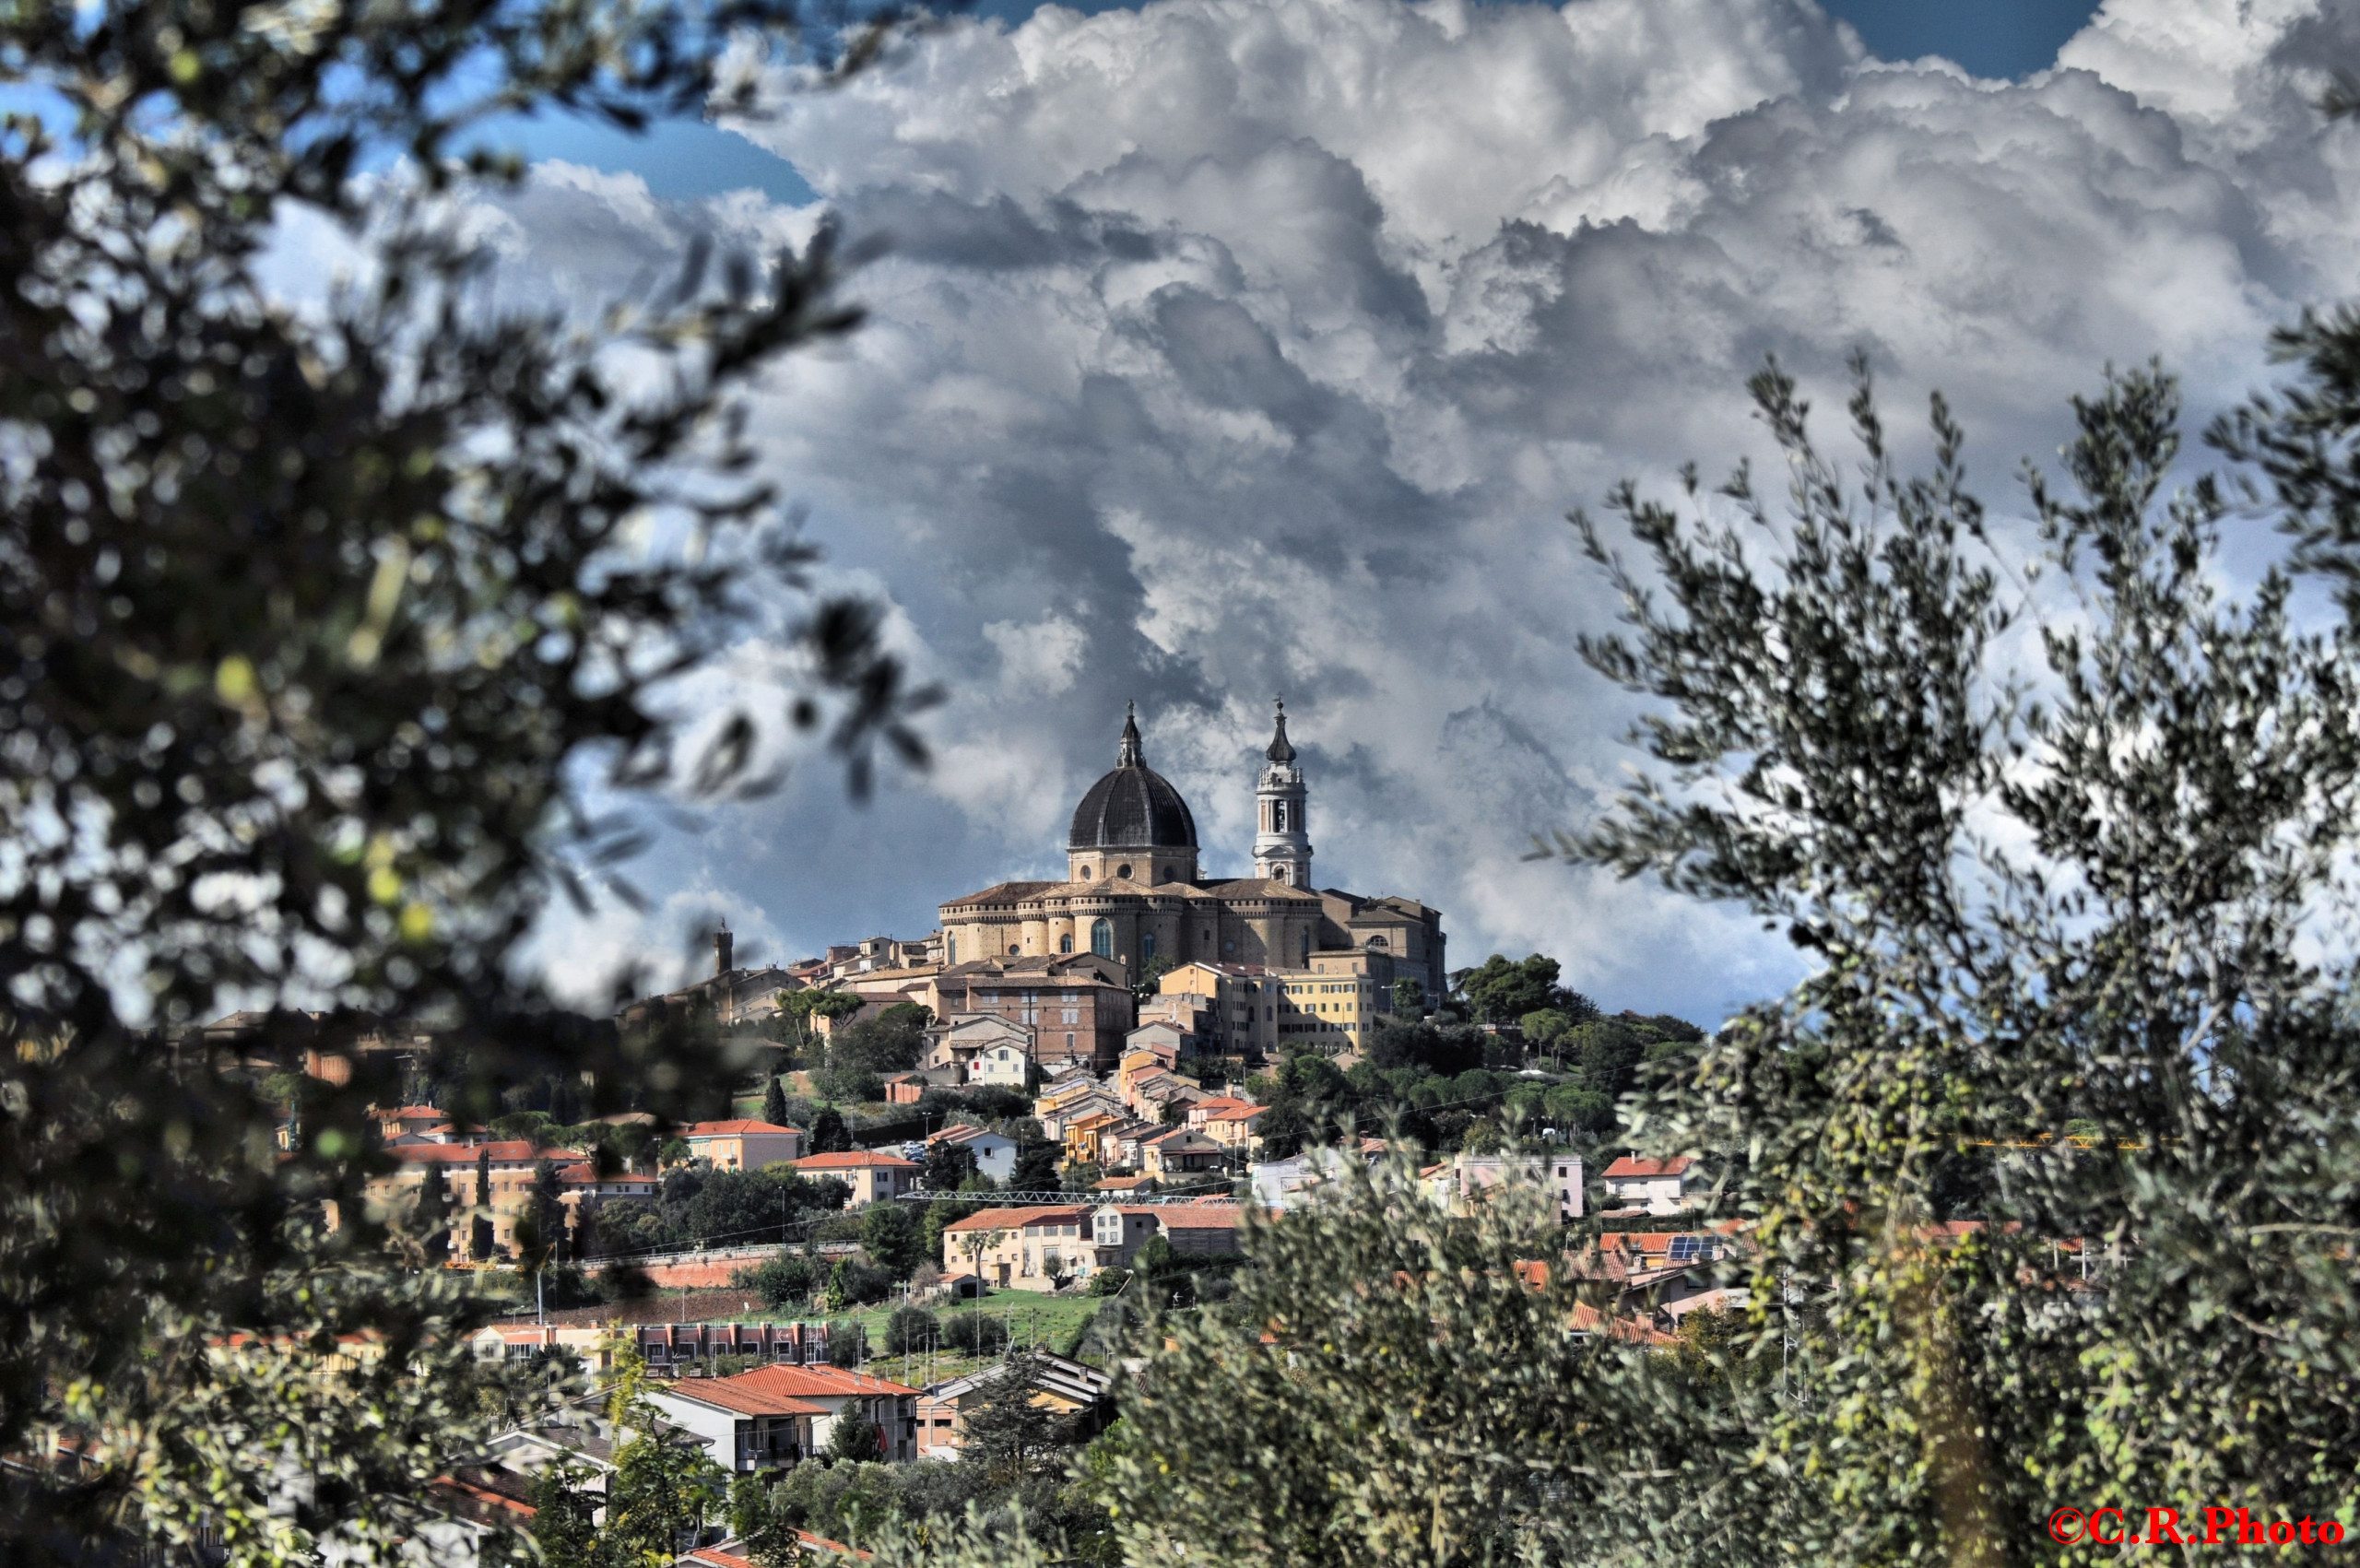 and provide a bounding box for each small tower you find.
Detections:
[714,924,734,977]
[1253,699,1312,887]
